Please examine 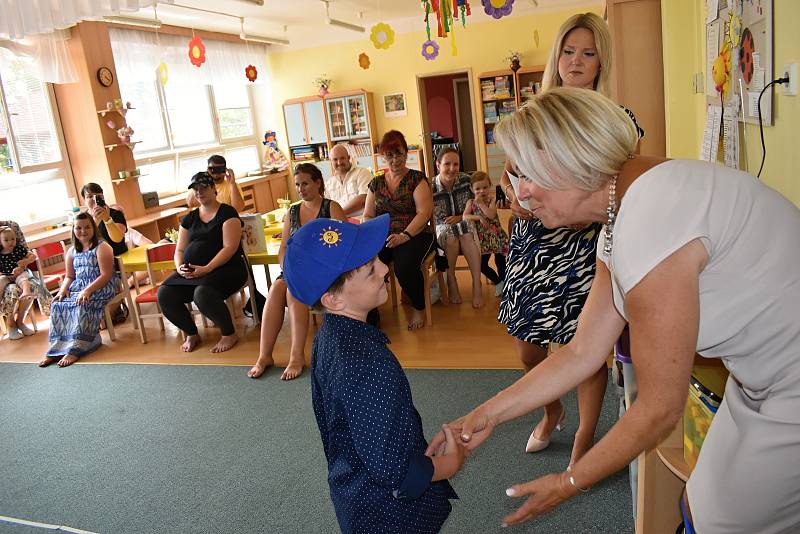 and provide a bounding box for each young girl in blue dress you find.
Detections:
[39,212,118,368]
